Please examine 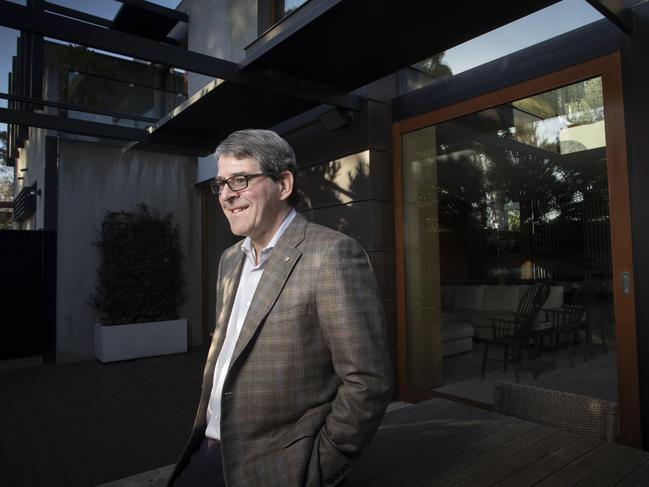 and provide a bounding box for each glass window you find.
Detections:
[399,0,604,95]
[274,0,308,22]
[401,77,616,403]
